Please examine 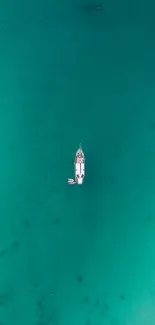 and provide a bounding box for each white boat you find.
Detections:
[74,145,85,185]
[67,145,85,185]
